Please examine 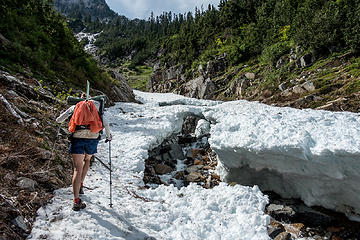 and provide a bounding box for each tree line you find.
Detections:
[0,0,113,92]
[89,0,360,70]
